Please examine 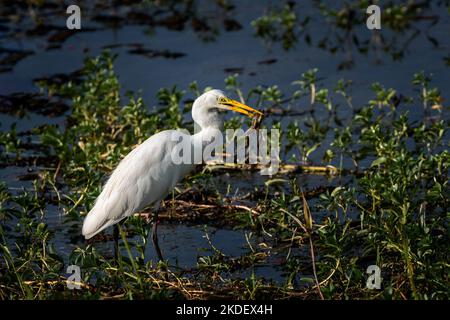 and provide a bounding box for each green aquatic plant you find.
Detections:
[252,3,300,50]
[252,1,448,68]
